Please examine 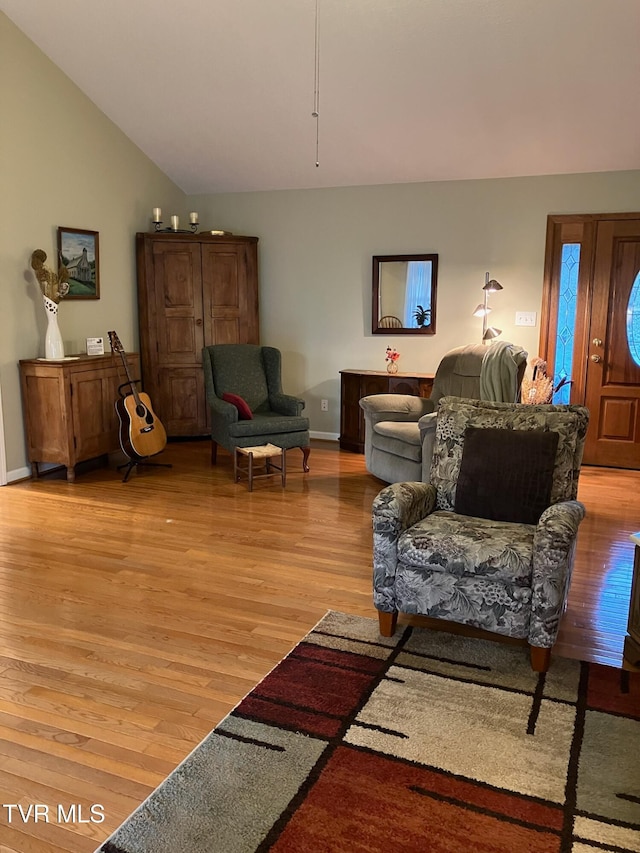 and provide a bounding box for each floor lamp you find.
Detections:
[473,272,503,343]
